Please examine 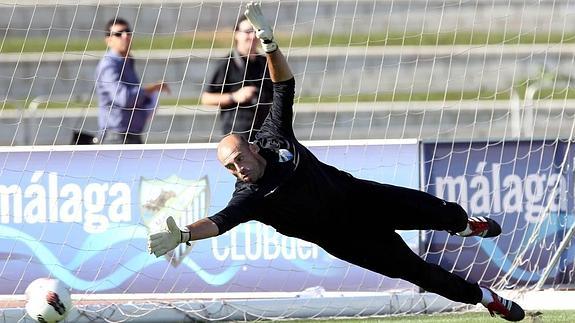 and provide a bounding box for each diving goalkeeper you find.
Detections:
[148,2,525,321]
